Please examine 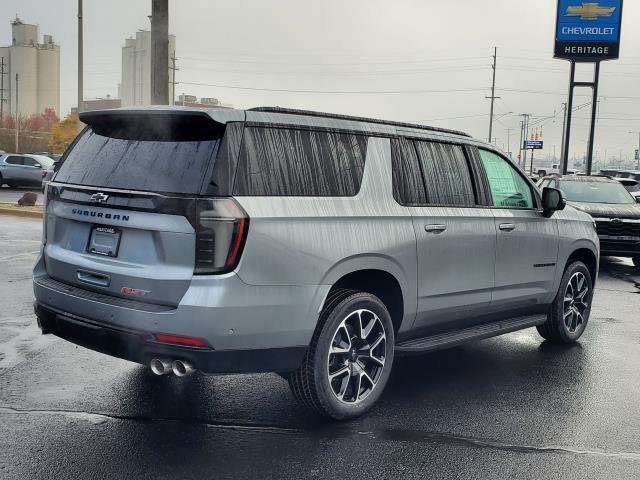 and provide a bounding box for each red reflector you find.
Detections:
[153,333,207,347]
